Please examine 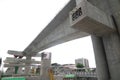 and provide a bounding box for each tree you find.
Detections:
[51,63,60,66]
[76,63,84,68]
